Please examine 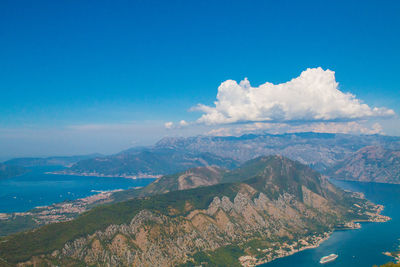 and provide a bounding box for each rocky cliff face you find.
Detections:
[0,156,387,267]
[328,146,400,184]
